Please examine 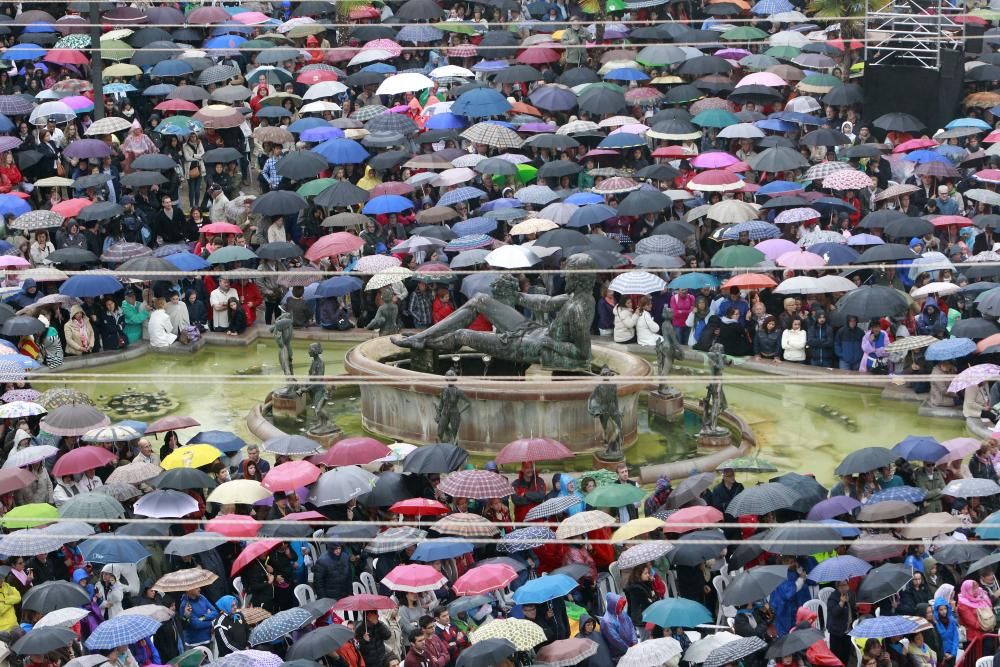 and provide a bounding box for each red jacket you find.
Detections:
[0,164,22,193]
[424,632,450,667]
[432,298,454,323]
